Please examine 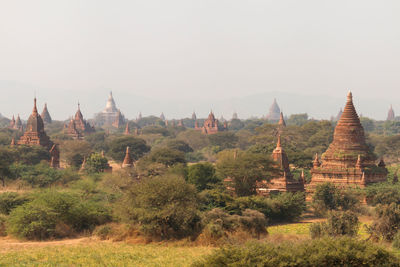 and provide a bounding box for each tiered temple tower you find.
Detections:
[387,105,395,121]
[197,111,226,134]
[65,104,95,139]
[41,103,52,124]
[278,112,286,127]
[17,98,60,168]
[309,92,387,190]
[94,92,126,127]
[266,99,281,121]
[257,135,304,194]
